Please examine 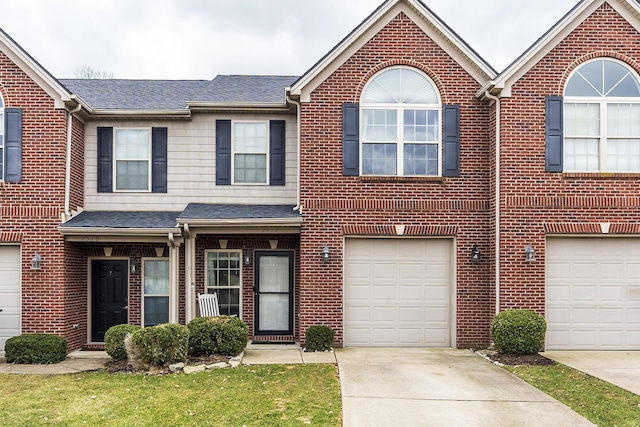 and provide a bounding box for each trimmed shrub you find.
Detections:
[305,325,335,352]
[104,324,141,360]
[187,316,248,357]
[491,309,547,355]
[127,323,189,368]
[5,333,67,364]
